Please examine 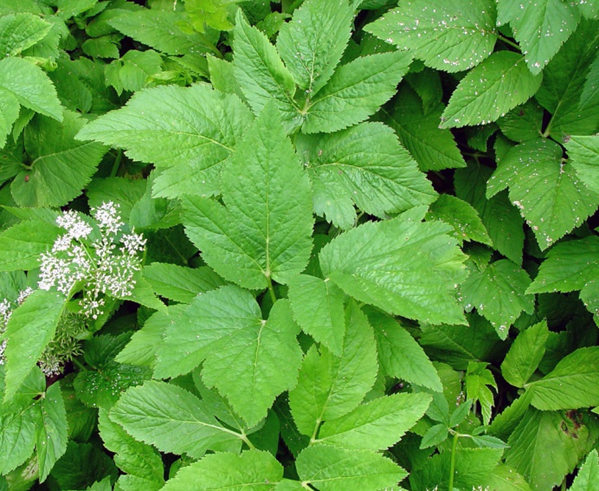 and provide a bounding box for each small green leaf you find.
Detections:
[527,347,599,410]
[302,51,412,134]
[316,393,431,451]
[420,424,449,449]
[428,194,492,245]
[320,210,468,325]
[36,382,68,482]
[497,99,545,143]
[296,445,407,491]
[502,321,549,388]
[110,380,242,458]
[440,51,542,129]
[161,450,283,491]
[365,0,497,72]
